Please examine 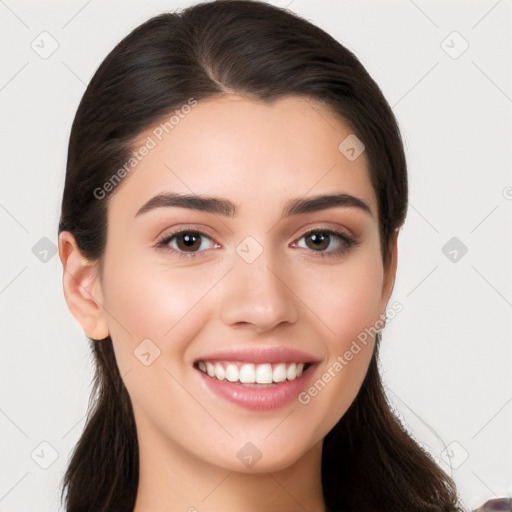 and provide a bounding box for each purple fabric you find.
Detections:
[474,498,512,512]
